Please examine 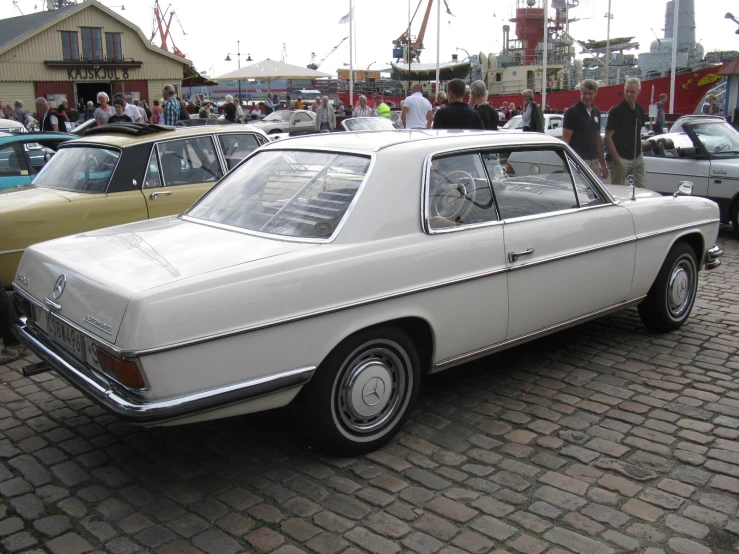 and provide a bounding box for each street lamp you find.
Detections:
[225,40,243,111]
[456,47,473,85]
[367,61,376,71]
